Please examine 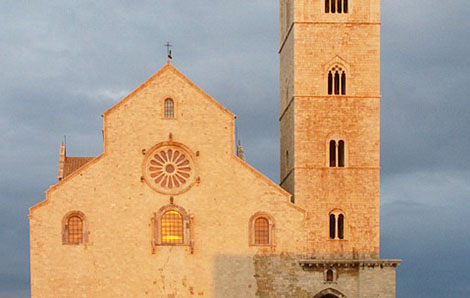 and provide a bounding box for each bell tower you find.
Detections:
[280,0,381,258]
